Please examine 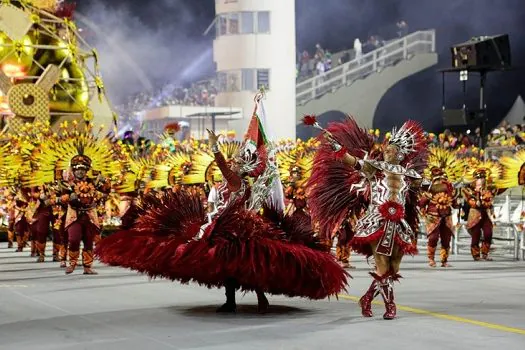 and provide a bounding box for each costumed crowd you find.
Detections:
[1,97,524,320]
